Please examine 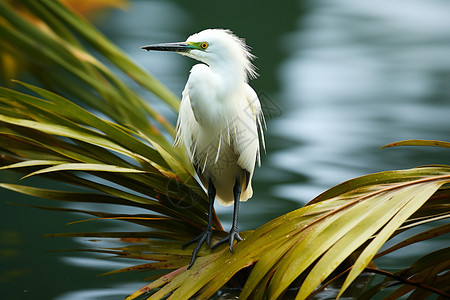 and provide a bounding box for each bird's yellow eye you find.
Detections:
[200,42,208,50]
